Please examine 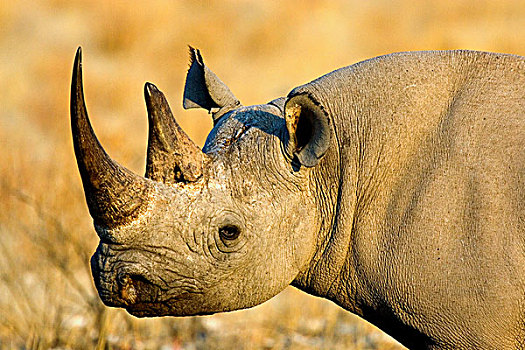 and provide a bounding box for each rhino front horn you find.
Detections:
[144,82,206,184]
[70,47,151,229]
